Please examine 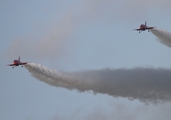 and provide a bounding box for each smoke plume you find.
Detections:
[151,28,171,47]
[25,63,171,102]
